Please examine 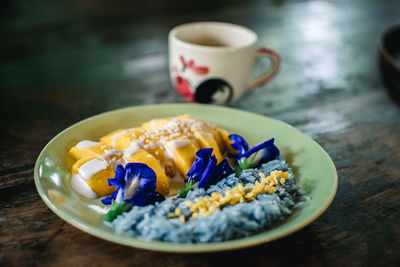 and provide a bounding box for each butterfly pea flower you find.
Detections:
[178,148,234,198]
[102,163,165,222]
[229,134,280,173]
